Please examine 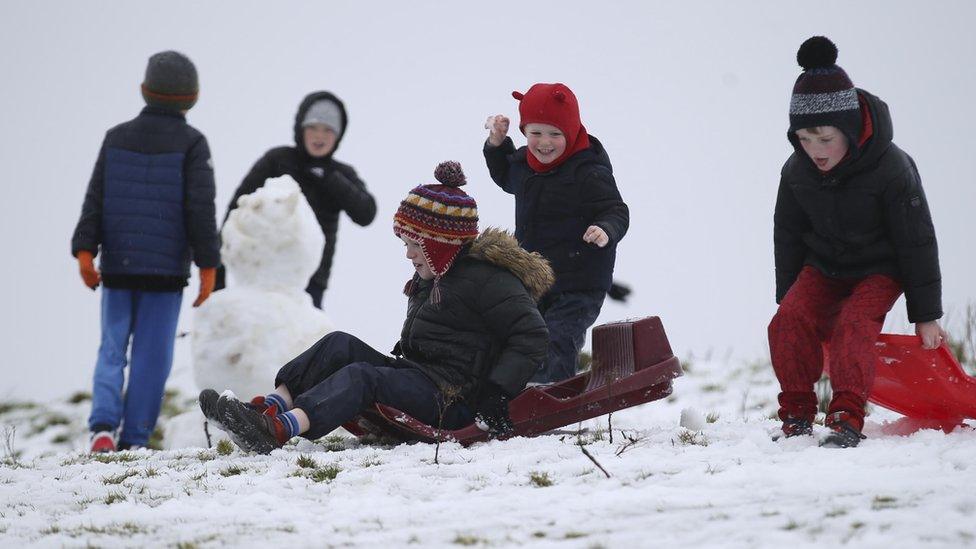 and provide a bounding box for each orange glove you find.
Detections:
[77,250,100,290]
[193,267,216,307]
